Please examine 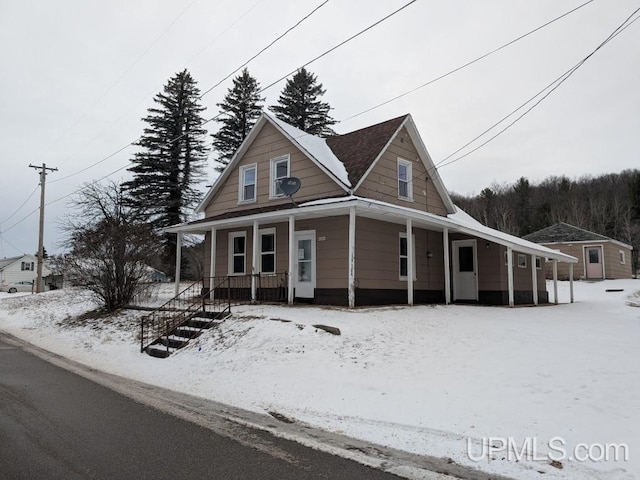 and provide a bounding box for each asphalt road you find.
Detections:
[0,335,403,480]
